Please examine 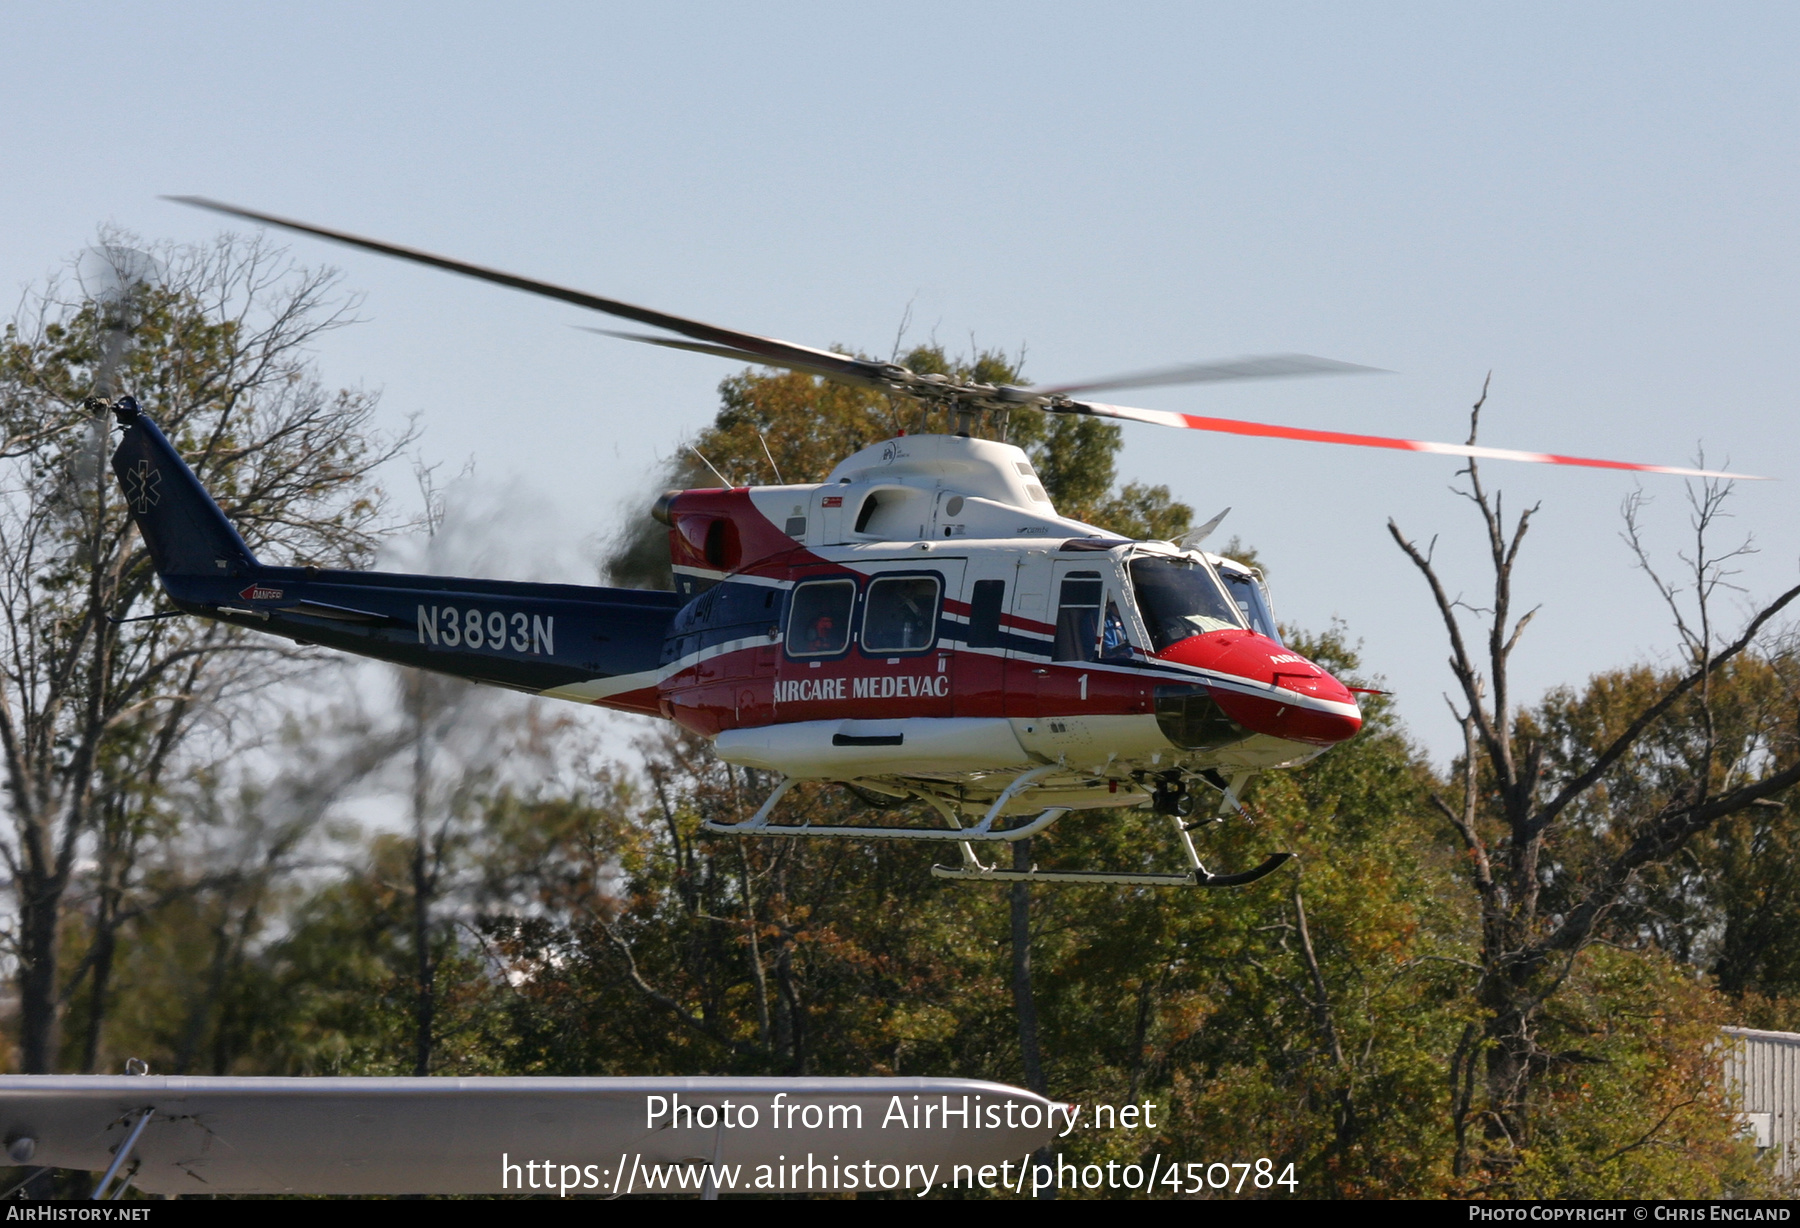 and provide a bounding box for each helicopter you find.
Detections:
[105,198,1754,890]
